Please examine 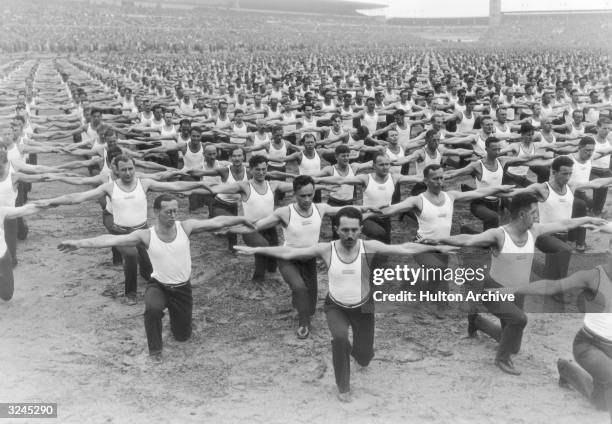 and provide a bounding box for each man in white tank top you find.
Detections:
[0,203,51,301]
[316,152,422,243]
[590,118,612,216]
[0,141,68,266]
[189,146,248,252]
[426,193,606,375]
[57,194,253,361]
[444,136,536,231]
[511,155,612,287]
[501,245,612,420]
[202,155,299,283]
[382,163,514,318]
[230,176,374,339]
[235,207,456,401]
[40,155,210,304]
